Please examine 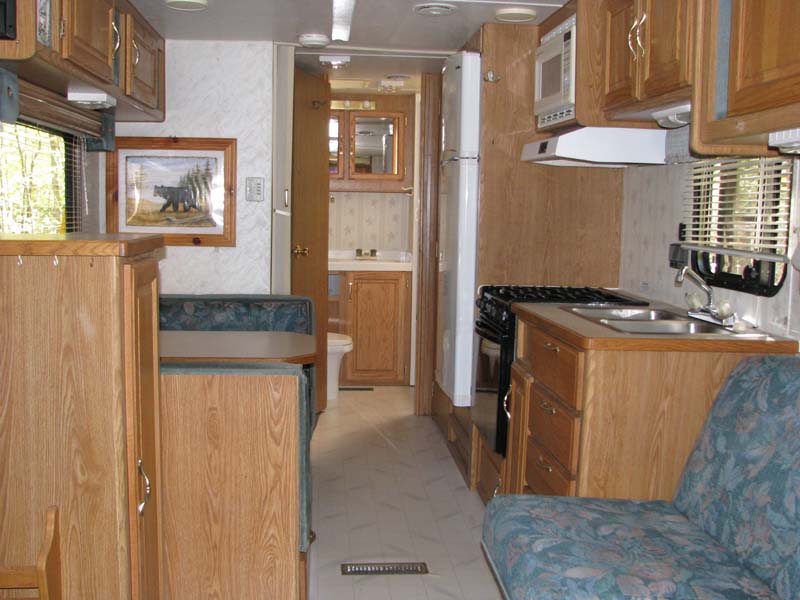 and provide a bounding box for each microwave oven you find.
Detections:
[534,14,576,129]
